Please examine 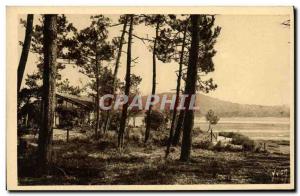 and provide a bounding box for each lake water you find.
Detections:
[130,116,291,141]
